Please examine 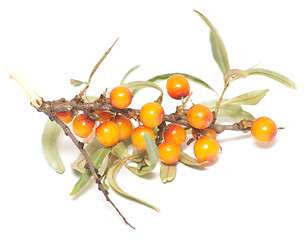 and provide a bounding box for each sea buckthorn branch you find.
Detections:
[38,98,252,134]
[41,109,135,229]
